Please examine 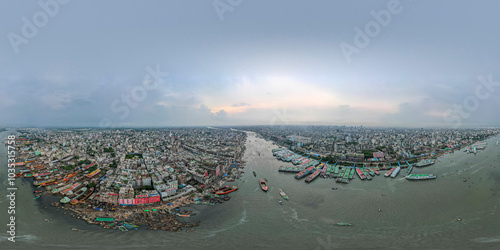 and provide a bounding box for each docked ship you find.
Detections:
[356,168,367,180]
[71,186,87,198]
[214,185,238,195]
[295,166,315,179]
[259,179,268,192]
[279,188,289,200]
[362,169,372,180]
[278,166,305,173]
[305,169,321,183]
[60,182,81,195]
[70,187,94,205]
[390,167,401,178]
[384,167,396,177]
[87,169,101,178]
[415,159,435,167]
[406,174,437,180]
